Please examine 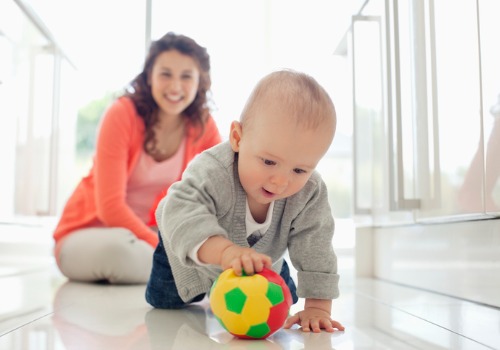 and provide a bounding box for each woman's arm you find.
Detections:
[94,99,158,247]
